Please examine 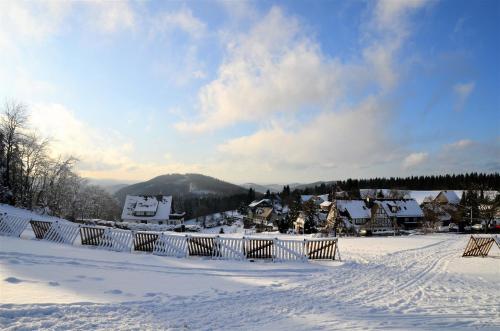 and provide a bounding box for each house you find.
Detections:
[246,199,281,230]
[374,199,424,230]
[121,195,184,225]
[301,194,329,205]
[434,190,460,205]
[326,198,424,234]
[325,199,371,234]
[422,202,452,229]
[294,211,306,233]
[248,199,273,209]
[319,200,333,212]
[335,200,372,226]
